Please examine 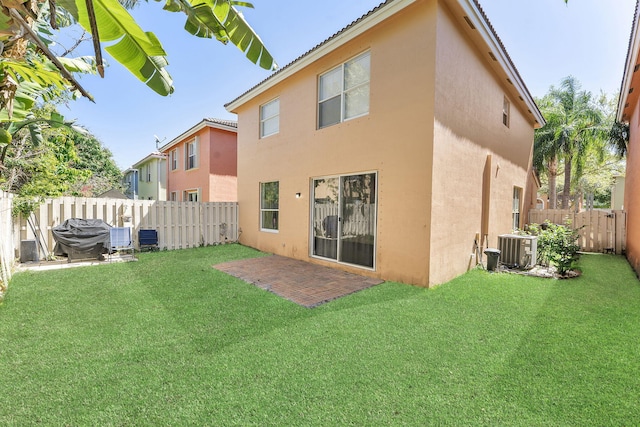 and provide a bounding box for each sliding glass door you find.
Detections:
[312,172,377,268]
